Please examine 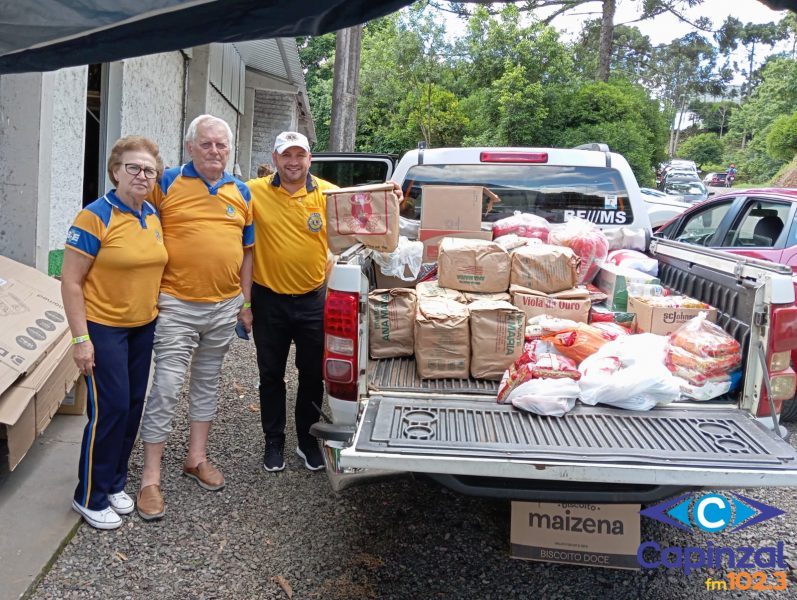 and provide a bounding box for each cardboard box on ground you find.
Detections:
[0,256,82,471]
[511,501,641,570]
